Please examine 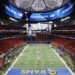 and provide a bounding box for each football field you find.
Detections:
[6,44,73,75]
